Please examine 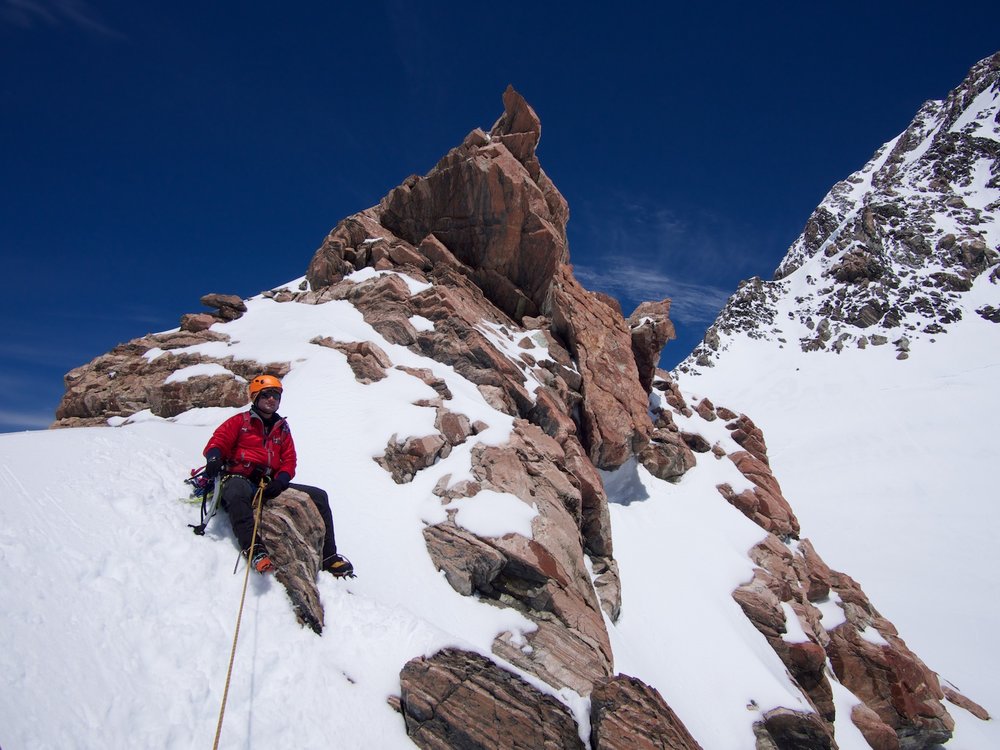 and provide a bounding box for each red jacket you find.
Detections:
[203,410,297,480]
